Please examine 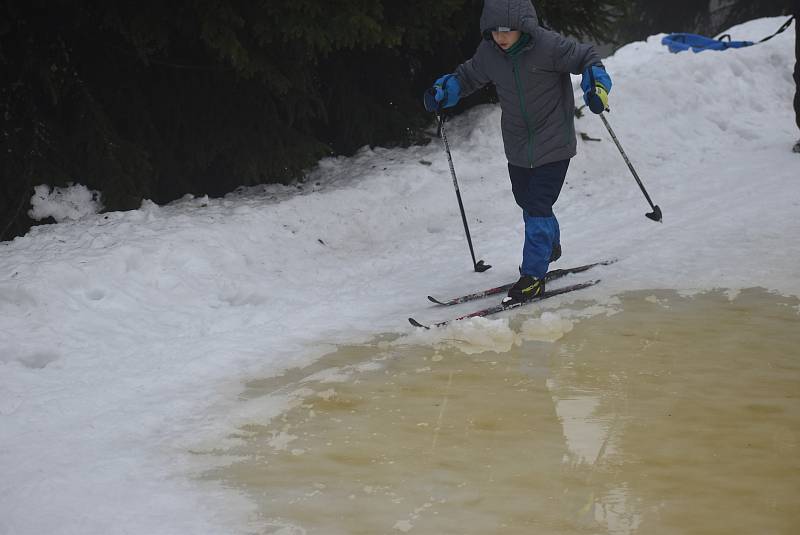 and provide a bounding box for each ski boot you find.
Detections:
[502,275,544,306]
